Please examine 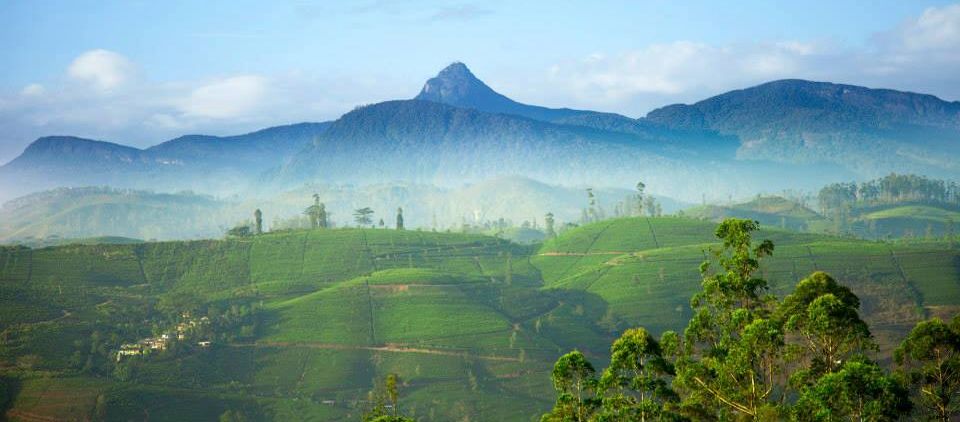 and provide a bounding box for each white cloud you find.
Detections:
[20,84,45,97]
[898,3,960,52]
[543,4,960,115]
[178,75,269,119]
[67,49,136,92]
[547,40,817,107]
